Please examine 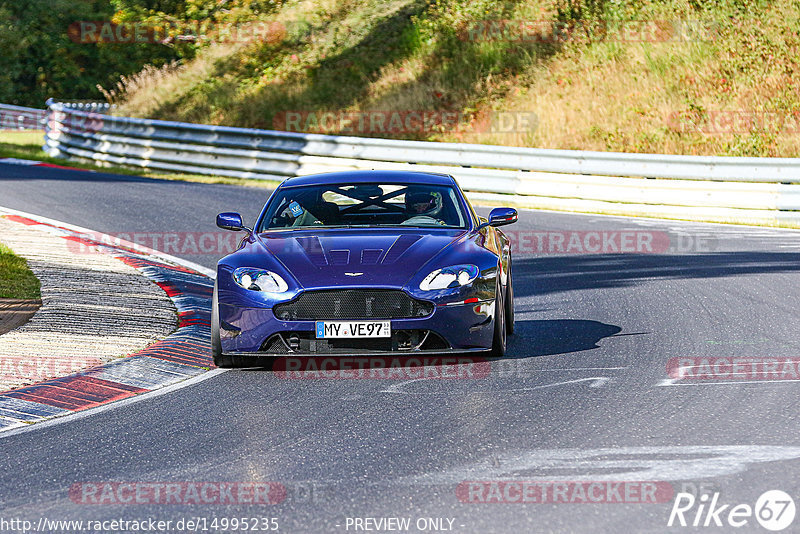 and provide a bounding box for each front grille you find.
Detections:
[259,330,450,354]
[273,289,434,320]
